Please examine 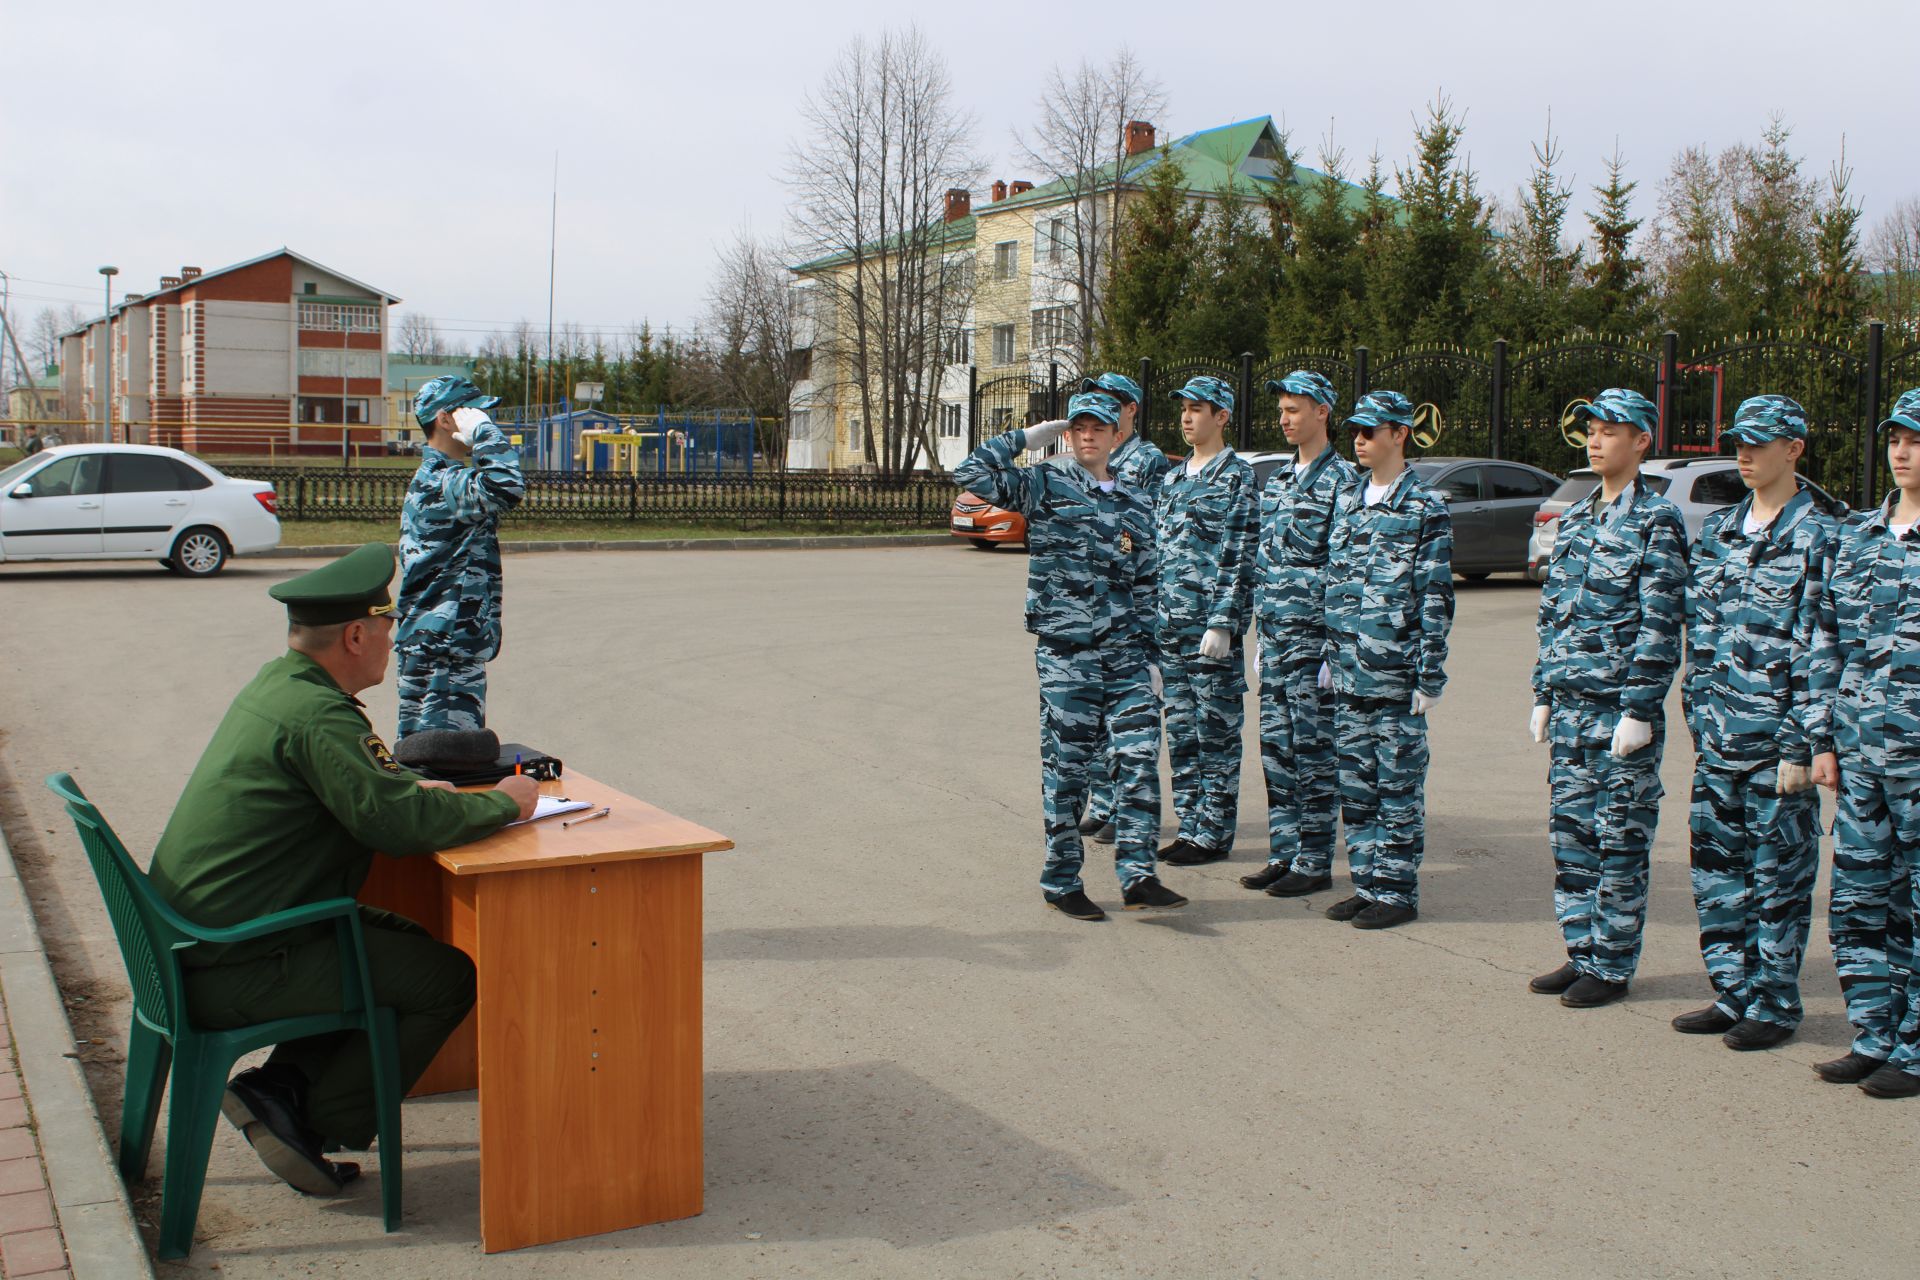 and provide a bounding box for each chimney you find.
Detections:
[160,275,183,289]
[1008,180,1034,197]
[943,188,972,222]
[991,179,1007,203]
[1125,120,1156,156]
[123,293,145,303]
[180,266,203,280]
